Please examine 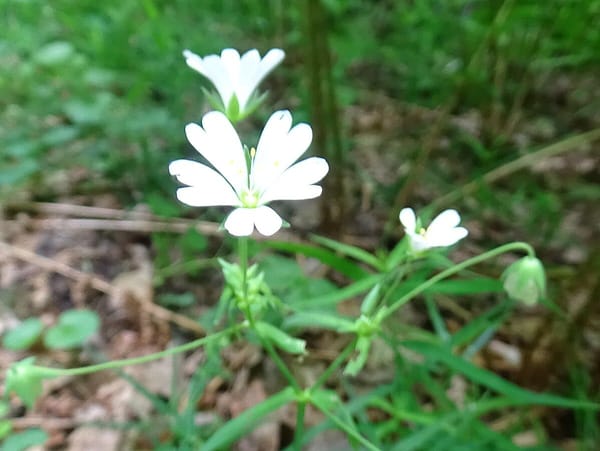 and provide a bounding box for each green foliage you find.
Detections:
[2,319,44,350]
[43,309,100,350]
[2,0,598,449]
[0,428,48,451]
